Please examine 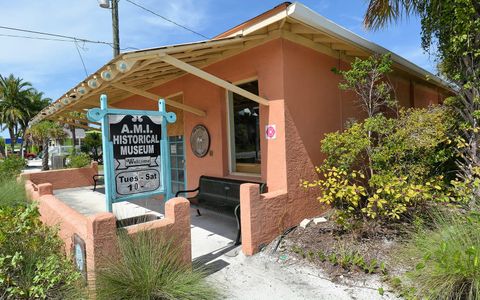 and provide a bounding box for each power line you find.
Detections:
[0,33,74,43]
[0,25,113,46]
[74,40,89,77]
[0,25,140,50]
[124,0,211,40]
